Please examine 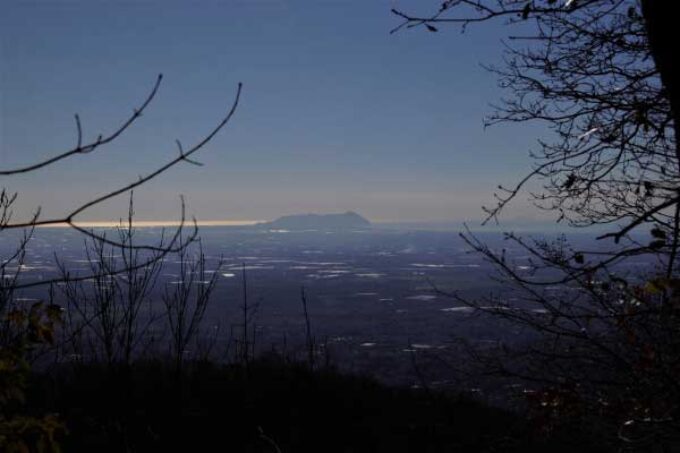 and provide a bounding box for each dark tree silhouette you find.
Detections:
[394,1,678,271]
[0,75,241,451]
[1,75,241,290]
[393,1,680,449]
